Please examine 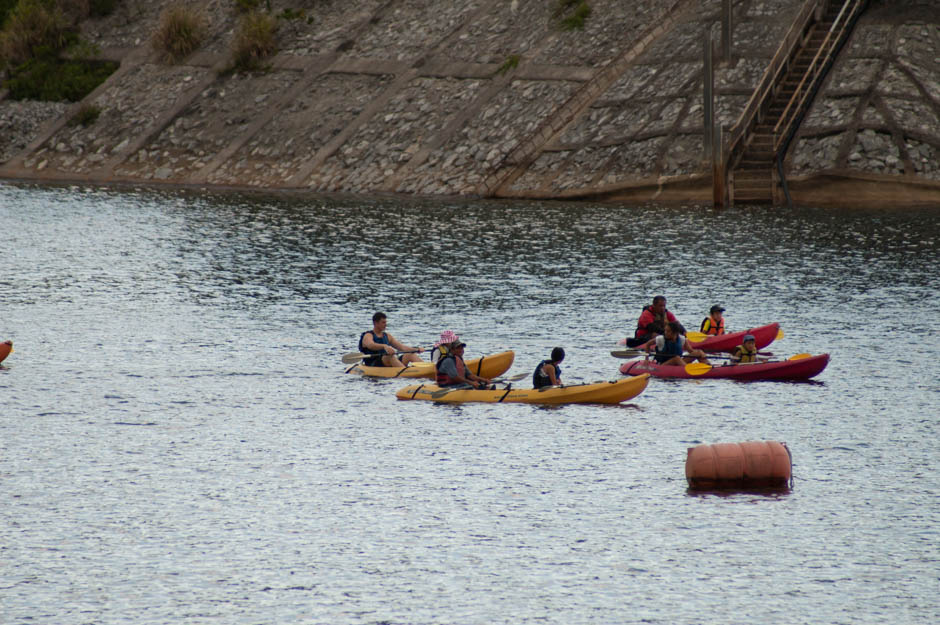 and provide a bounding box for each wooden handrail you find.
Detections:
[772,0,864,152]
[724,0,821,167]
